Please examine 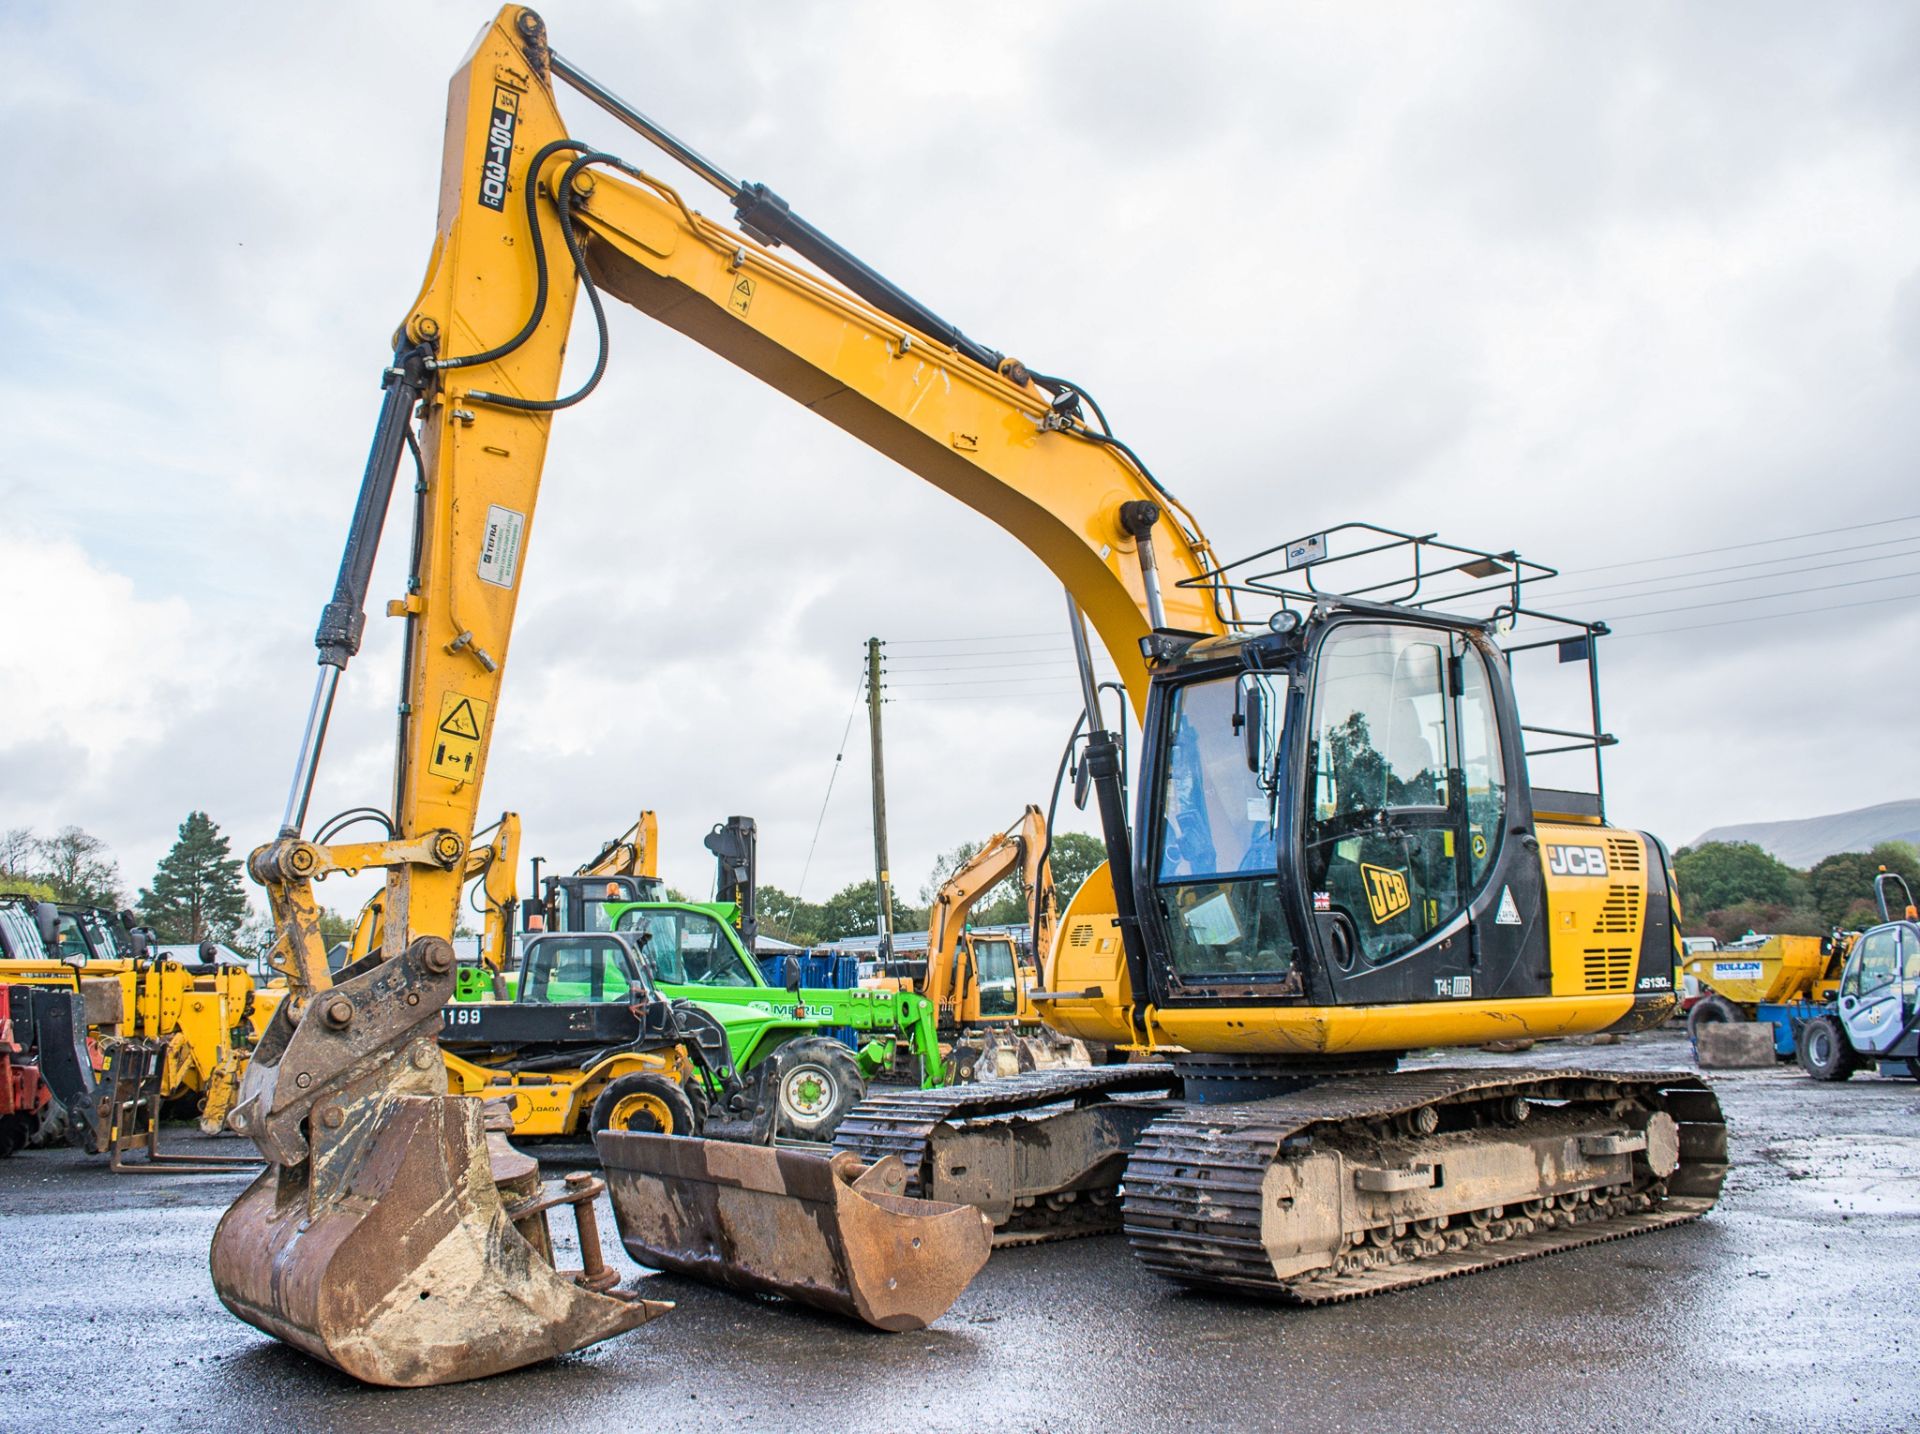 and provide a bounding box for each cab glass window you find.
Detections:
[1456,642,1507,884]
[519,936,639,1004]
[1156,672,1288,881]
[615,908,757,986]
[971,935,1019,1017]
[1311,627,1450,818]
[1846,928,1899,996]
[55,913,88,961]
[1303,623,1461,970]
